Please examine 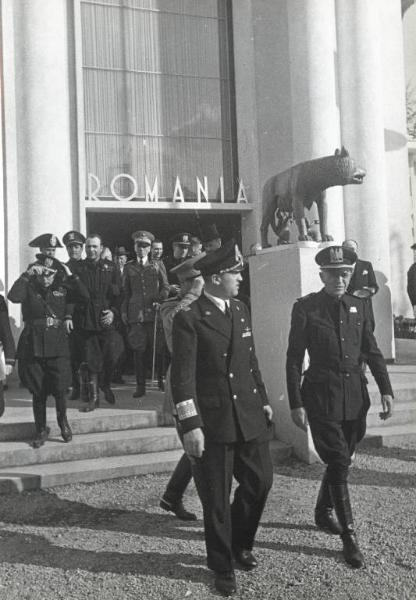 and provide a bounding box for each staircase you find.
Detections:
[0,382,292,494]
[364,362,416,448]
